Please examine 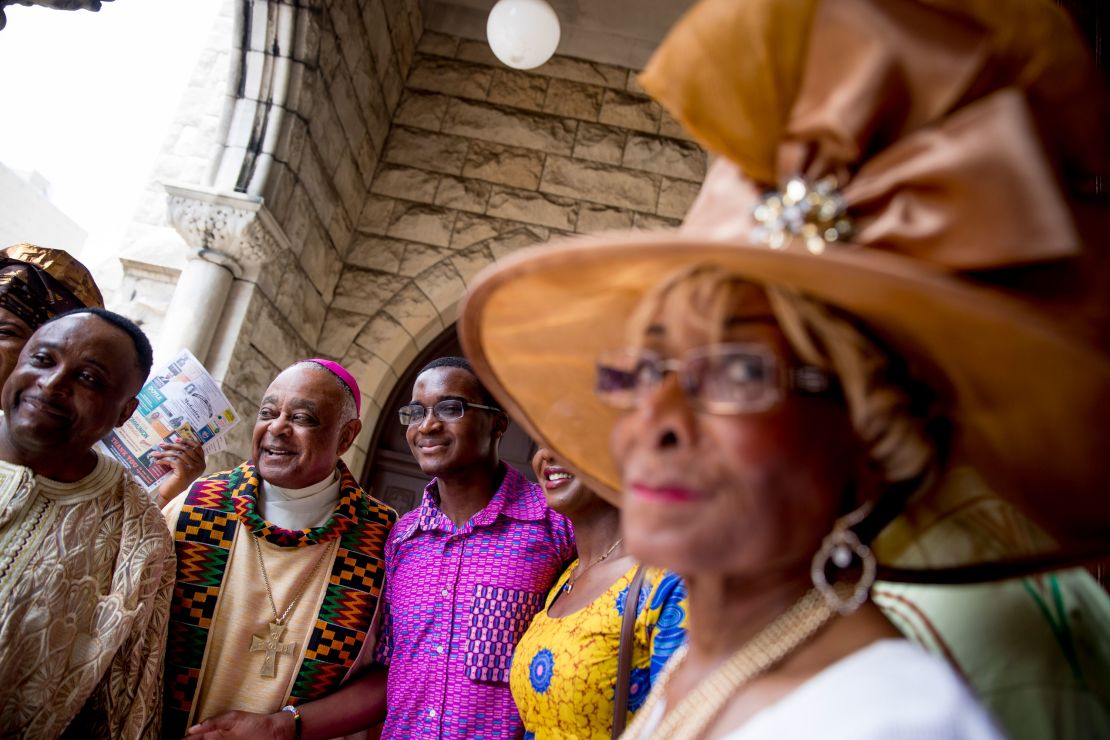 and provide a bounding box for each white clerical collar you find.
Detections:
[259,471,340,531]
[263,471,337,501]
